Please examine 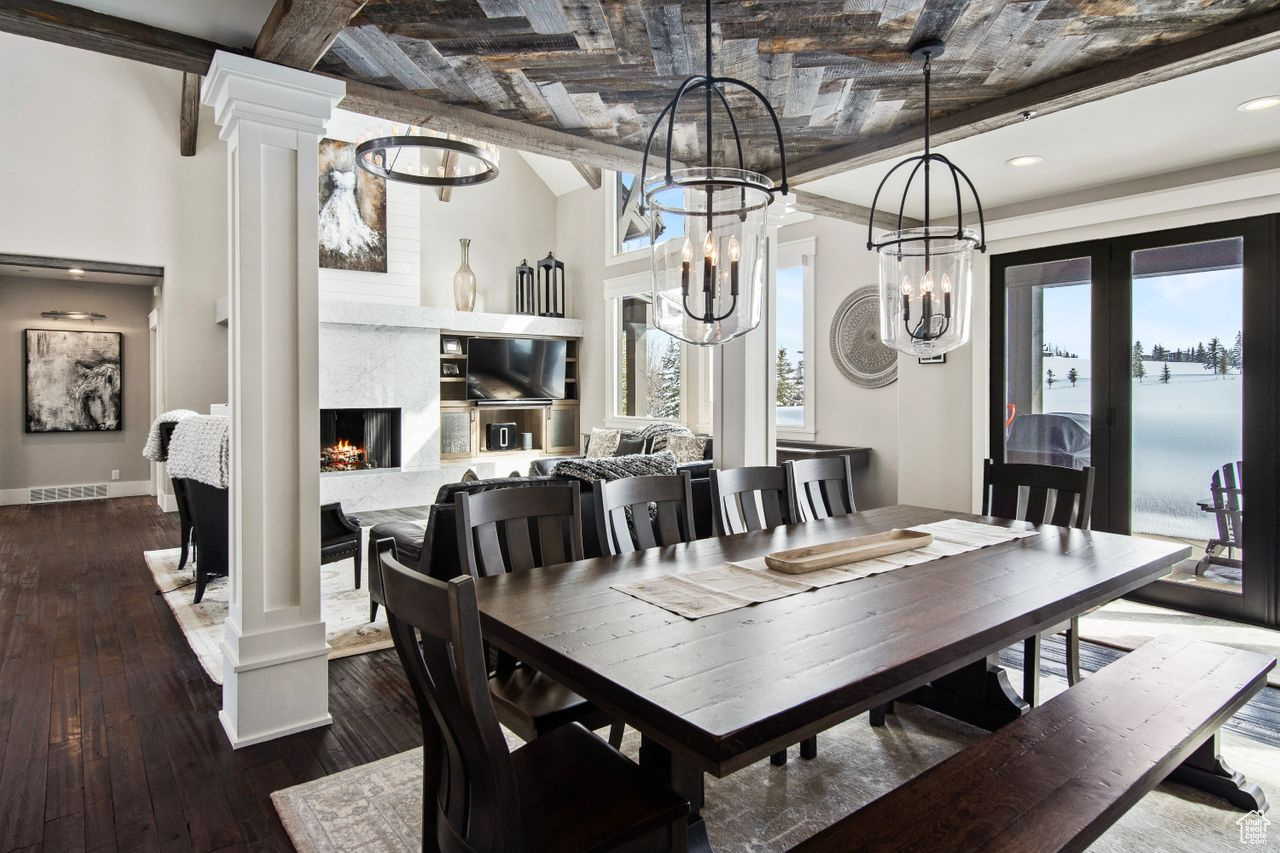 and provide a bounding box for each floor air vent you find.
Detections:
[29,483,110,504]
